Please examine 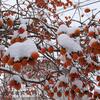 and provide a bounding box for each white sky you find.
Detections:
[2,0,100,26]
